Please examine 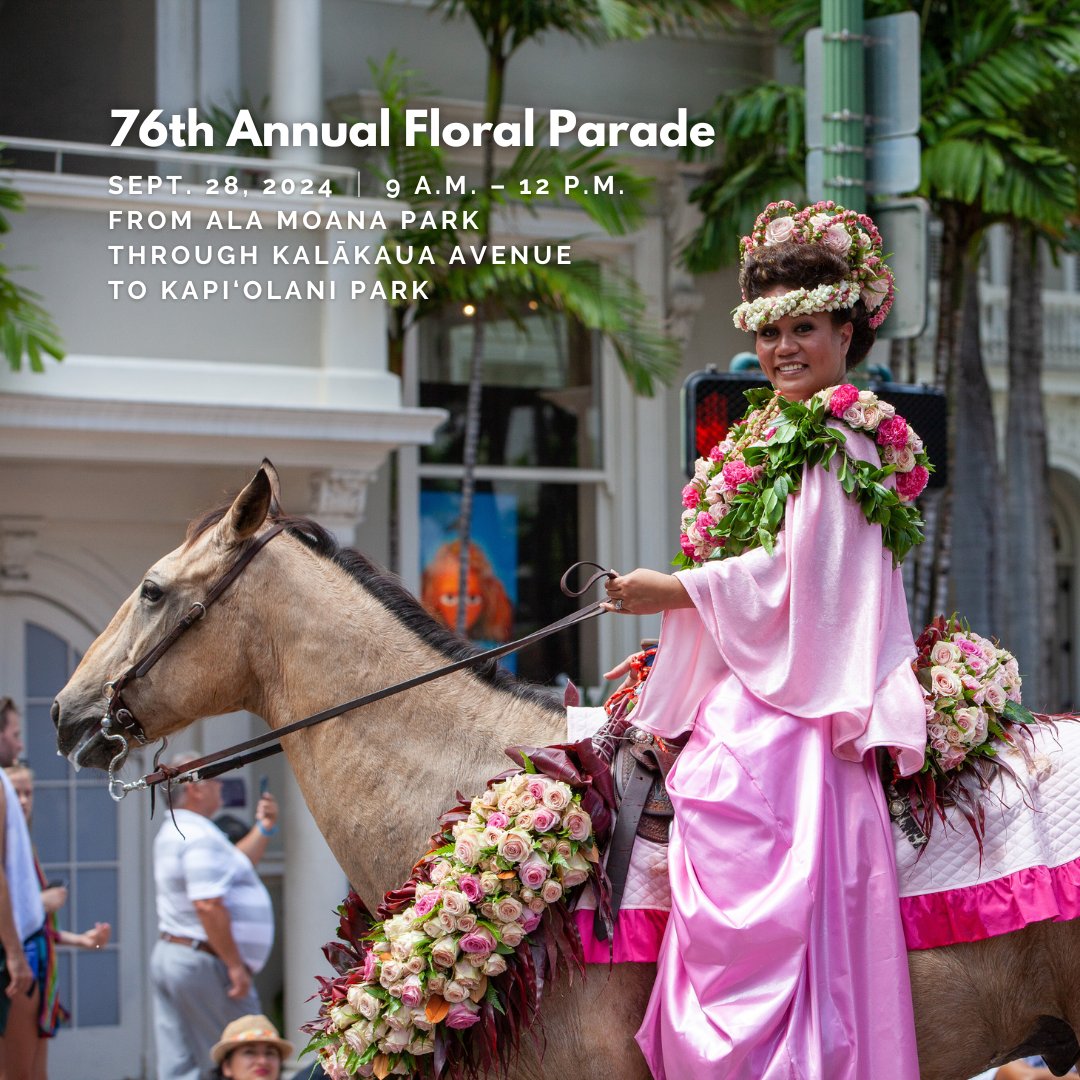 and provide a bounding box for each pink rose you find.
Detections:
[862,275,890,311]
[446,1002,481,1030]
[485,811,509,830]
[531,807,560,832]
[682,483,701,510]
[497,829,532,863]
[764,216,796,245]
[679,534,696,559]
[429,859,453,885]
[541,782,574,812]
[843,403,868,429]
[931,666,963,698]
[361,948,377,982]
[520,909,542,934]
[514,809,536,831]
[457,874,483,904]
[823,223,853,255]
[442,980,468,1004]
[895,465,928,501]
[829,384,860,416]
[399,974,423,1008]
[540,879,564,904]
[493,896,523,923]
[454,913,477,933]
[378,960,404,988]
[482,954,508,977]
[526,777,548,801]
[562,807,592,842]
[499,922,525,947]
[440,890,469,917]
[985,683,1008,713]
[430,936,459,968]
[458,927,496,956]
[939,747,967,770]
[436,909,457,934]
[518,852,551,890]
[930,640,961,666]
[956,637,981,656]
[413,889,441,918]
